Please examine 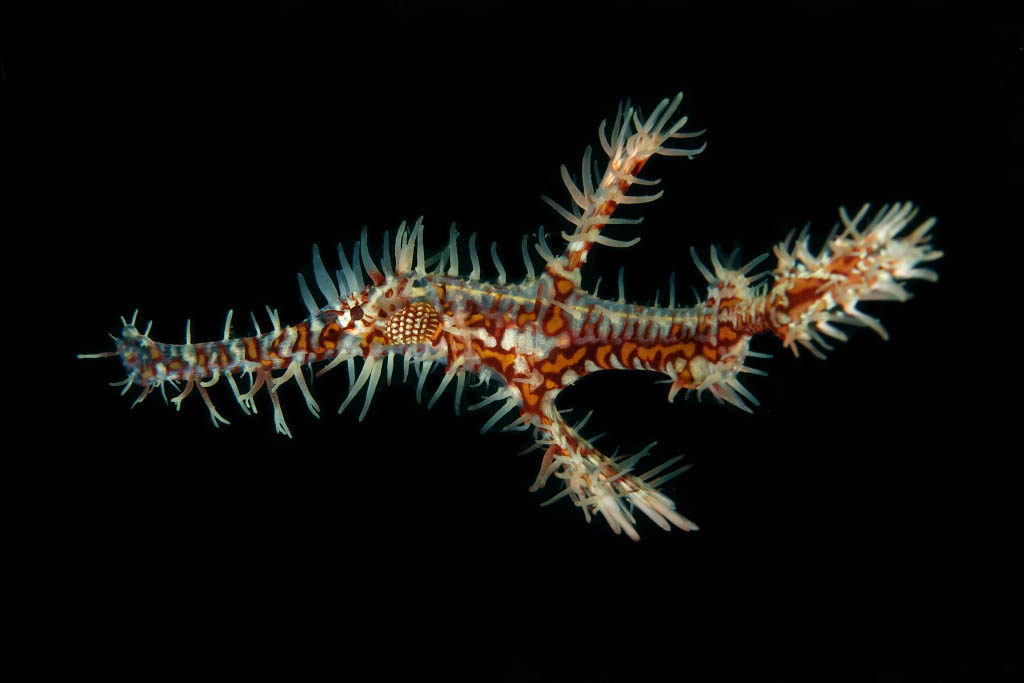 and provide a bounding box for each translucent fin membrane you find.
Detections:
[768,202,942,358]
[80,94,940,541]
[546,91,706,271]
[528,405,697,540]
